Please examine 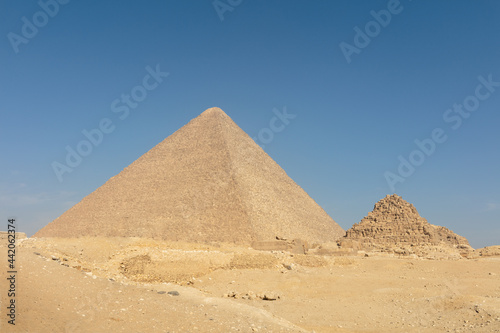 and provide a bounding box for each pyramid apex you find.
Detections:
[200,107,228,117]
